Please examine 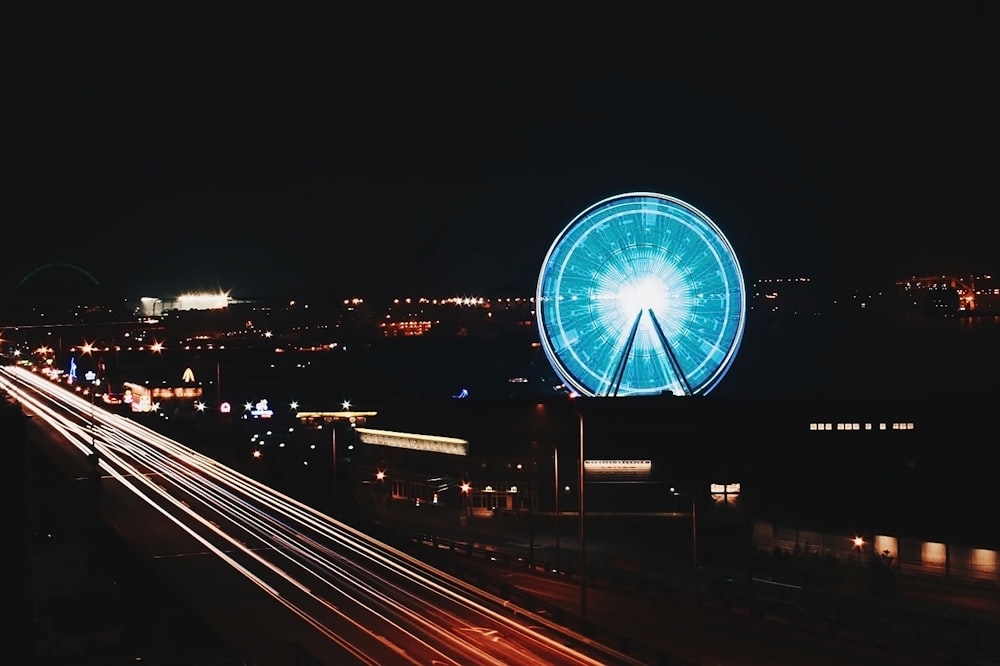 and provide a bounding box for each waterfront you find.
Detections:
[27,308,997,409]
[716,310,1000,399]
[7,307,999,545]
